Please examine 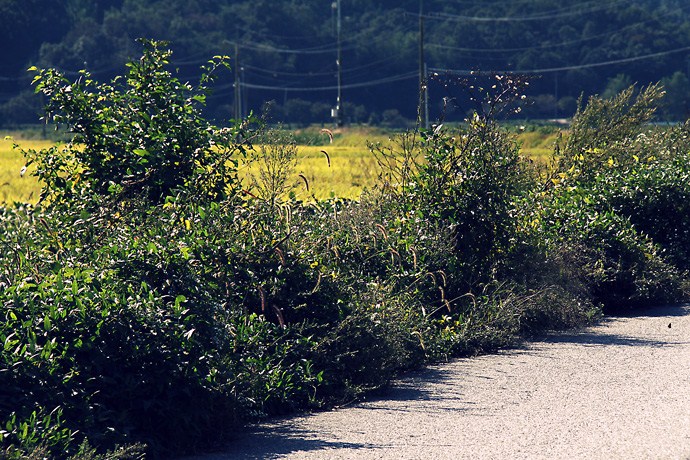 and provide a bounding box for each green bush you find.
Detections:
[1,40,327,458]
[365,75,596,354]
[537,84,689,311]
[3,40,689,459]
[535,185,684,310]
[600,124,690,271]
[27,39,246,206]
